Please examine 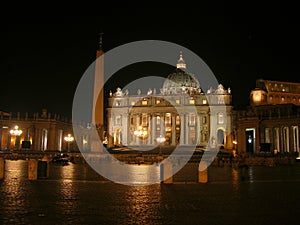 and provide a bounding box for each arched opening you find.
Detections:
[217,129,225,148]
